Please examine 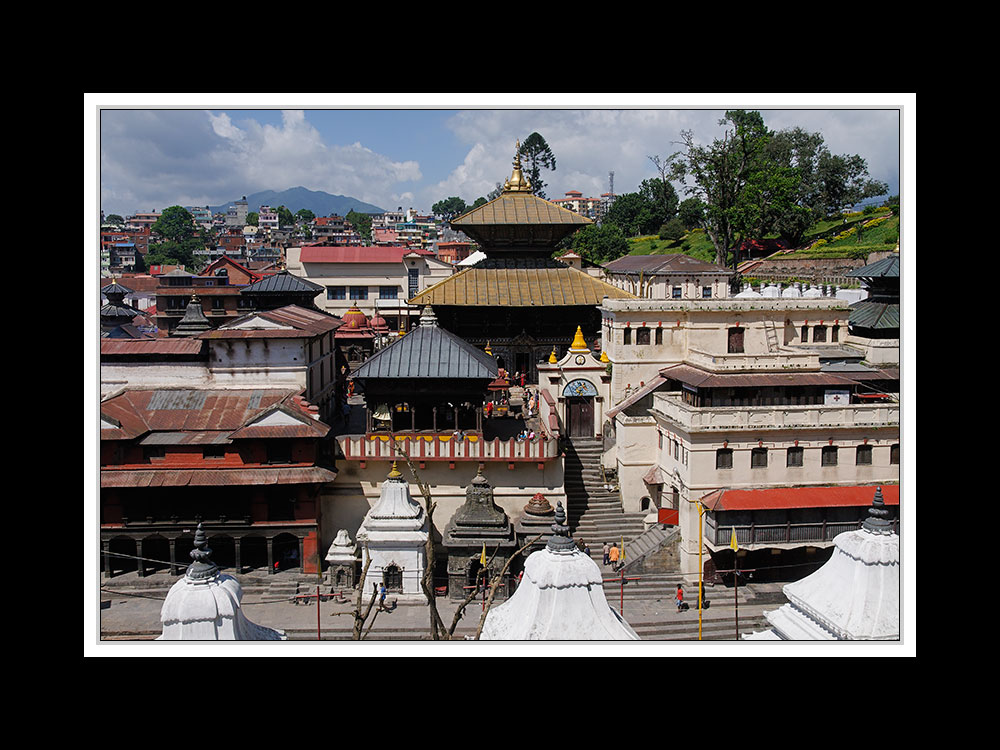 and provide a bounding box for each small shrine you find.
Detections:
[325,529,358,590]
[443,463,517,600]
[480,501,639,640]
[514,492,556,555]
[172,294,212,337]
[355,462,429,600]
[335,304,376,369]
[100,278,149,338]
[535,325,610,439]
[158,523,285,640]
[744,487,900,641]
